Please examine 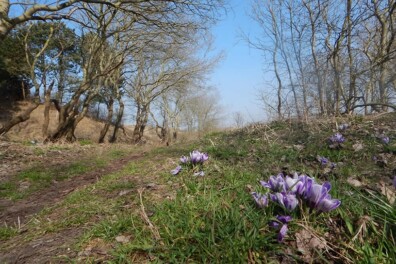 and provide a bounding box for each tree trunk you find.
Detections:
[304,1,325,115]
[109,97,124,143]
[273,46,282,119]
[0,101,40,135]
[378,65,388,111]
[47,88,94,142]
[133,104,150,143]
[56,55,65,104]
[98,98,114,143]
[42,80,55,136]
[0,0,11,40]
